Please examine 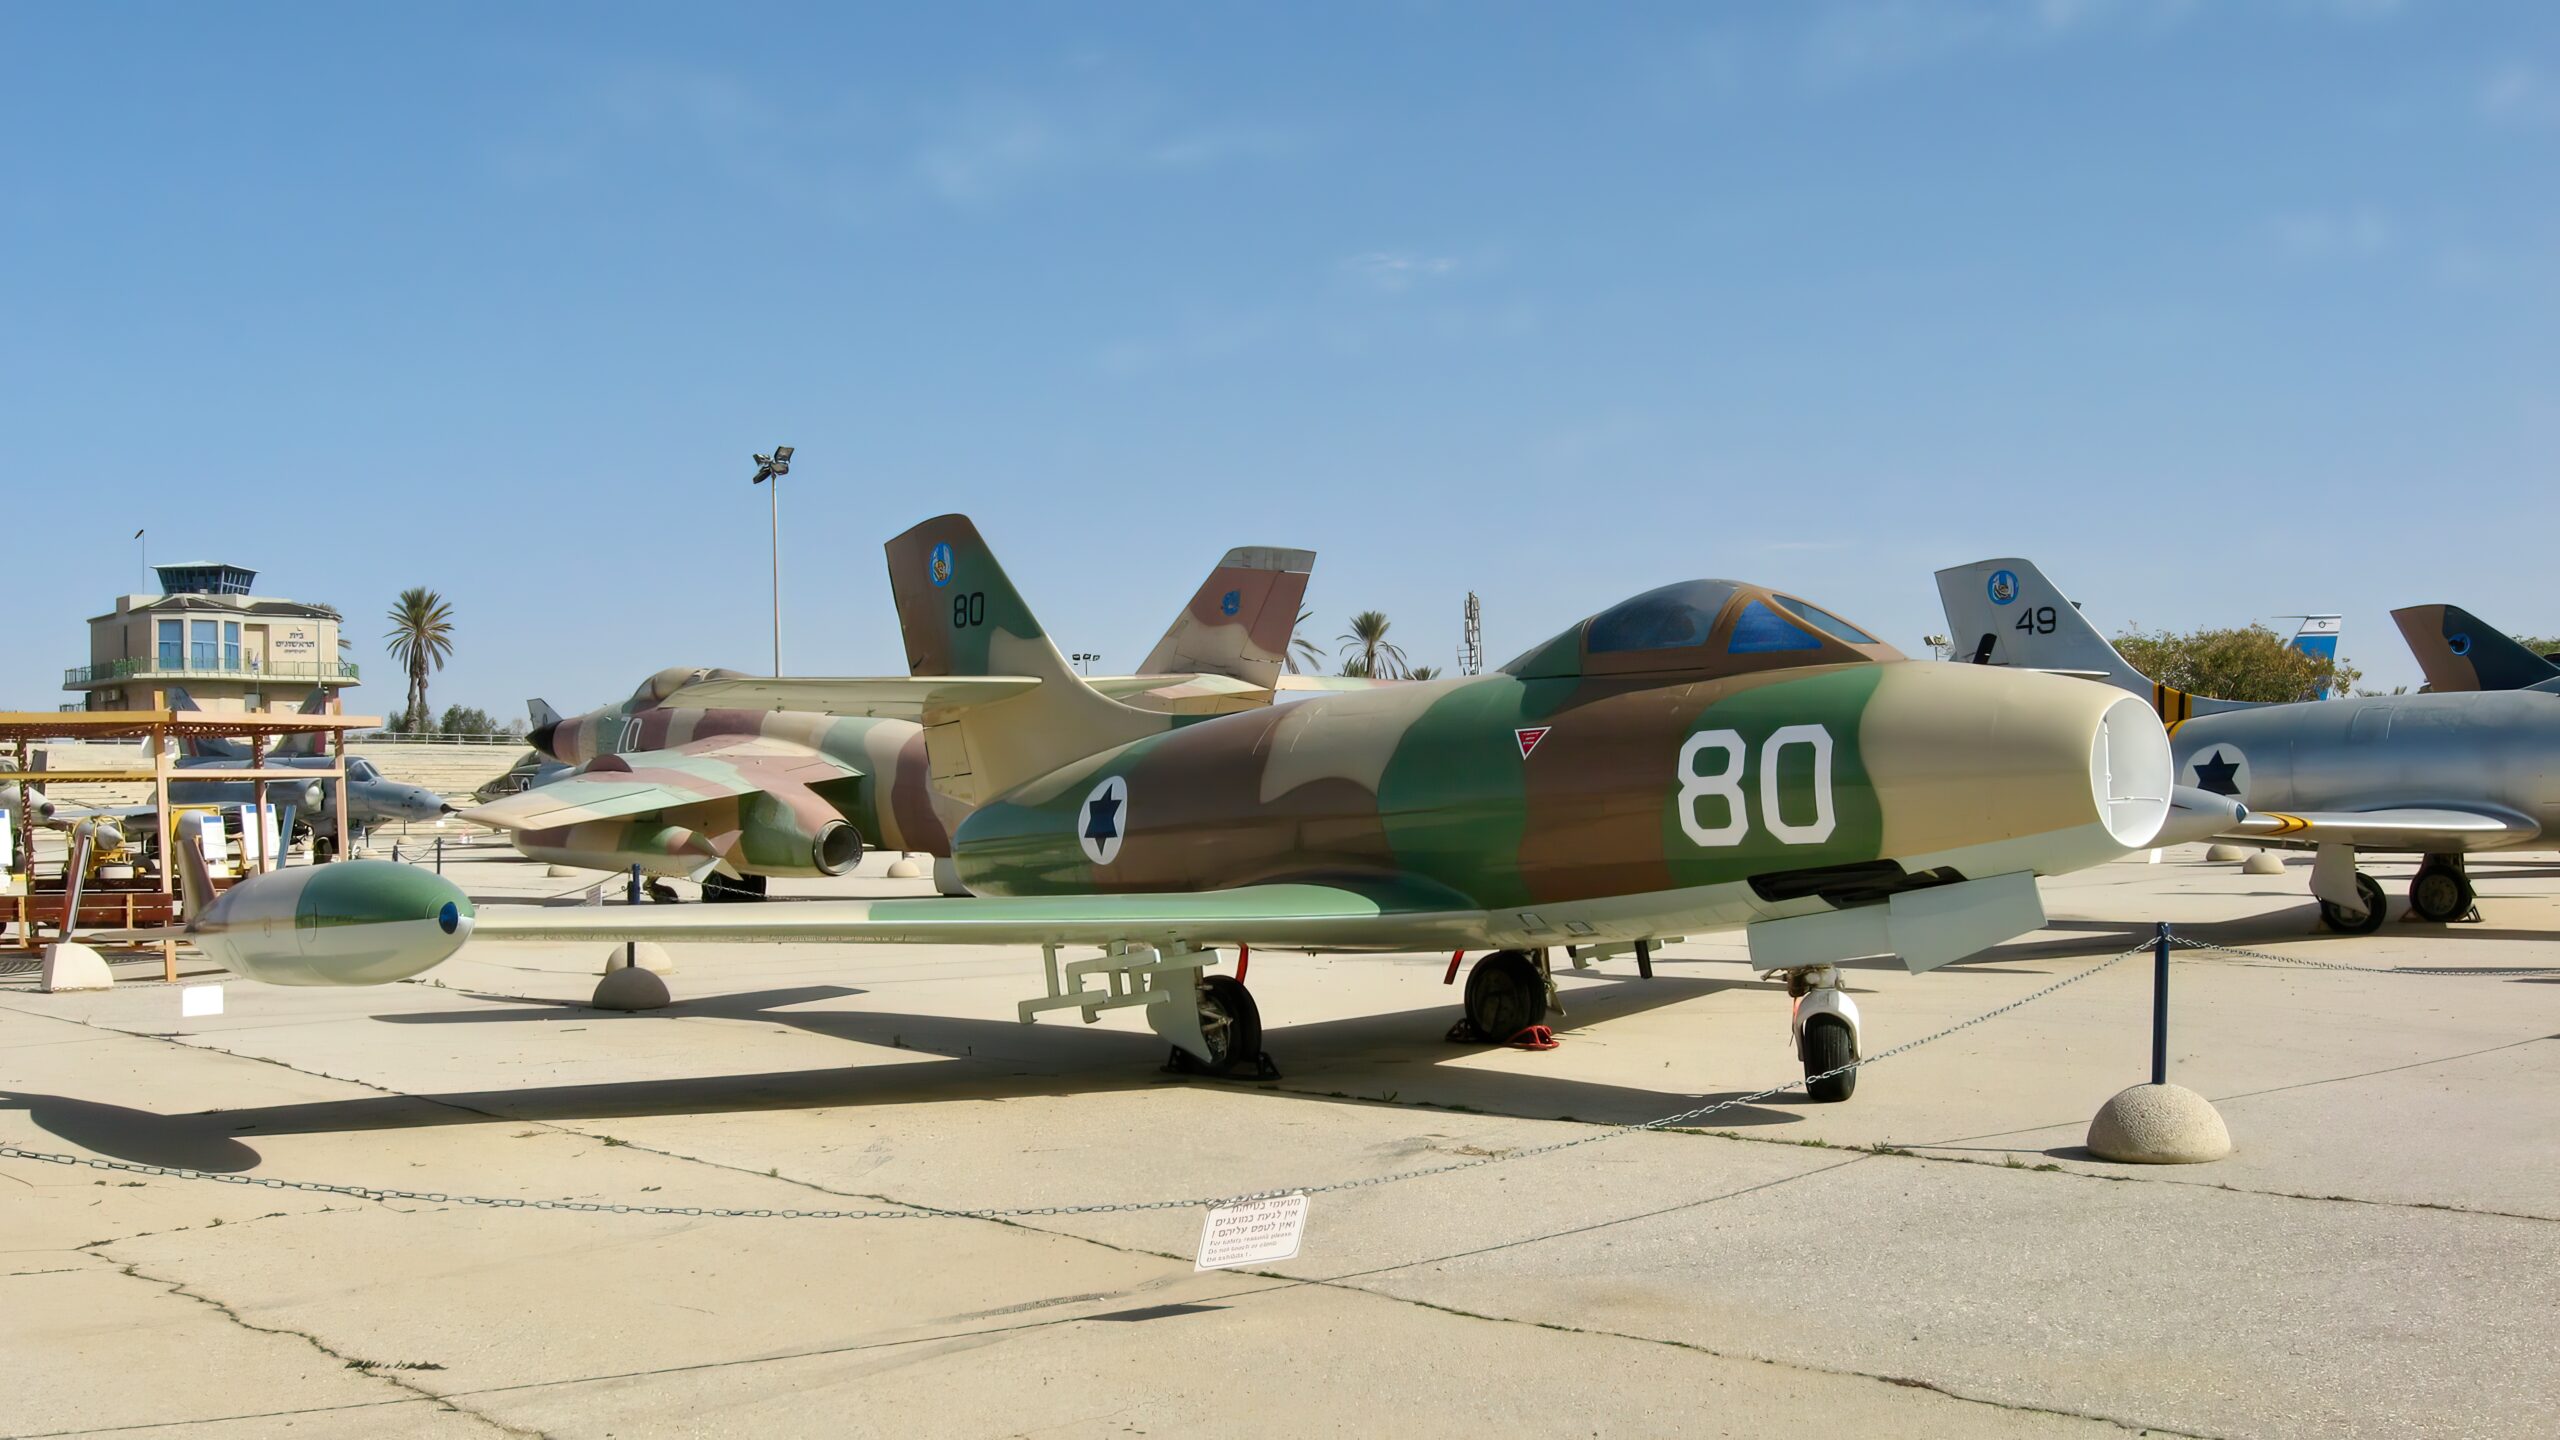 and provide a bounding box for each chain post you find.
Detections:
[2151,921,2171,1086]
